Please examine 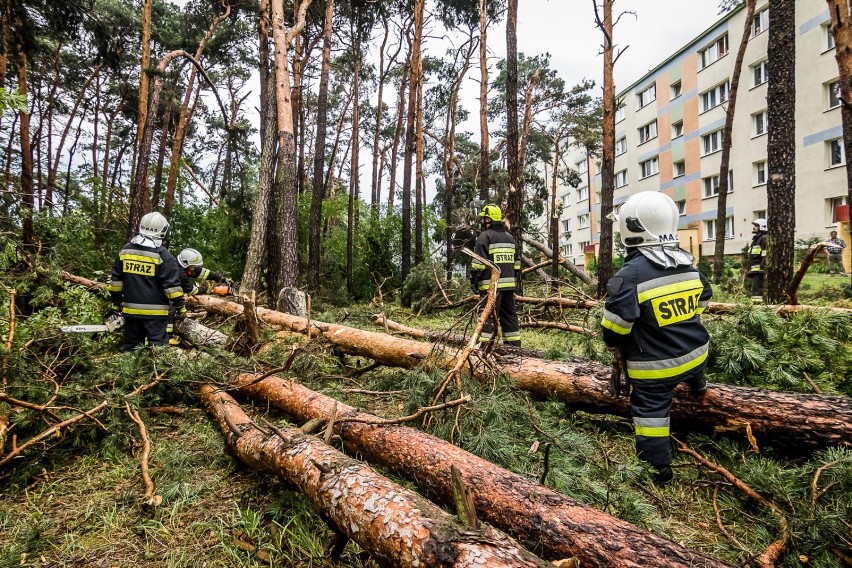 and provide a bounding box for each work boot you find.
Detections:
[652,465,674,485]
[688,375,707,395]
